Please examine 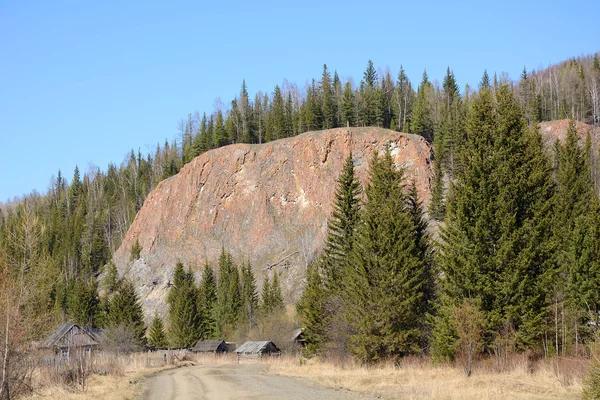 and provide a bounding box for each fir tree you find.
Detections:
[320,153,362,293]
[107,279,146,345]
[215,249,241,335]
[240,261,259,325]
[167,262,201,348]
[411,70,434,141]
[321,64,336,129]
[341,82,356,127]
[199,263,218,339]
[296,264,328,357]
[434,84,554,356]
[147,313,168,349]
[344,148,431,362]
[67,278,100,327]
